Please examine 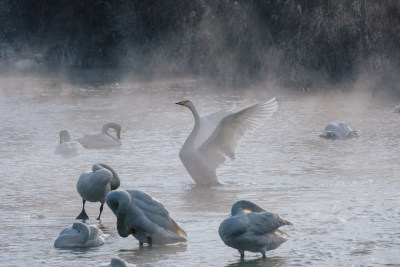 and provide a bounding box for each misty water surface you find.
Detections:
[0,76,399,266]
